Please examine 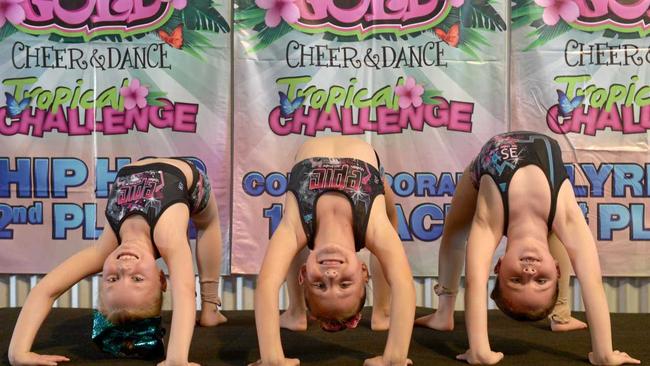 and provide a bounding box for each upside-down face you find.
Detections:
[100,242,166,316]
[494,245,560,314]
[300,244,368,323]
